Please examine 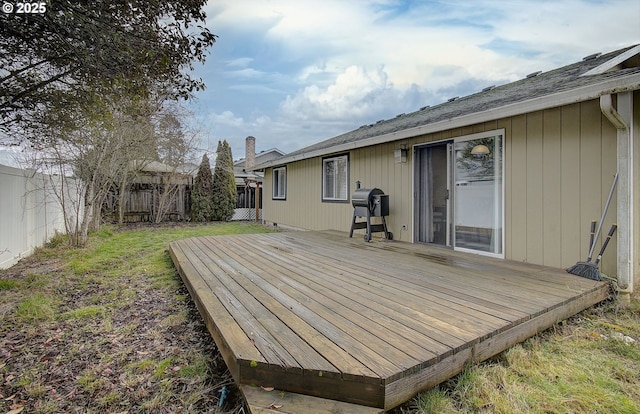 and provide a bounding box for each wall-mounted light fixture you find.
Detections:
[471,144,490,158]
[394,145,408,163]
